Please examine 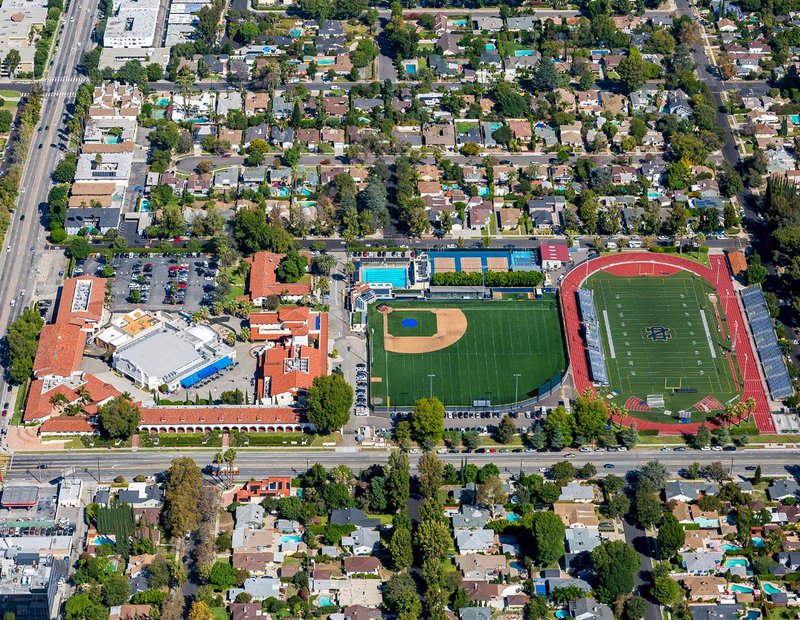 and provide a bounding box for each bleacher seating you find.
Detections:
[577,289,609,385]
